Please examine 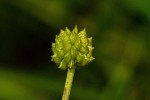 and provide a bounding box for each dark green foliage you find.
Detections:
[0,0,150,100]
